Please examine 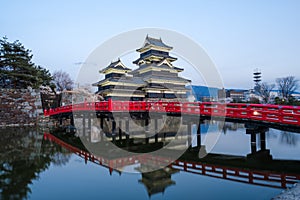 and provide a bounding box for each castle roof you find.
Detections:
[131,63,184,73]
[137,35,173,52]
[143,75,191,84]
[133,54,177,65]
[100,59,131,74]
[92,76,145,87]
